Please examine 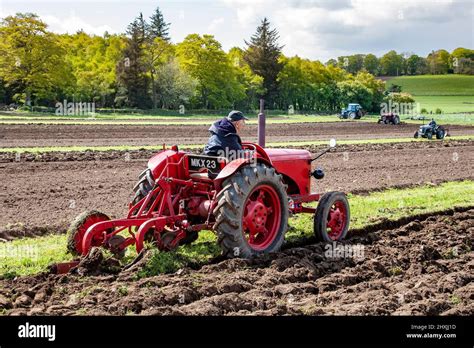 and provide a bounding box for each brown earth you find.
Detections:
[1,121,473,148]
[1,140,473,240]
[0,208,472,316]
